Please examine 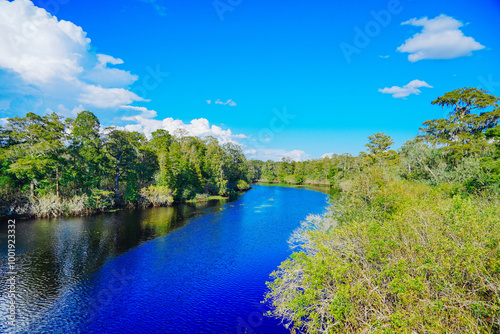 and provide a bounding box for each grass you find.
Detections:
[186,195,229,203]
